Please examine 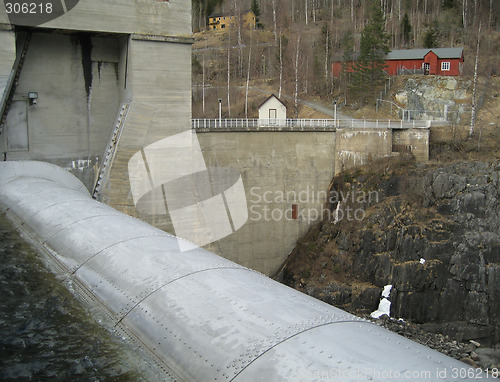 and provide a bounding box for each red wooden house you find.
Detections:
[332,47,464,77]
